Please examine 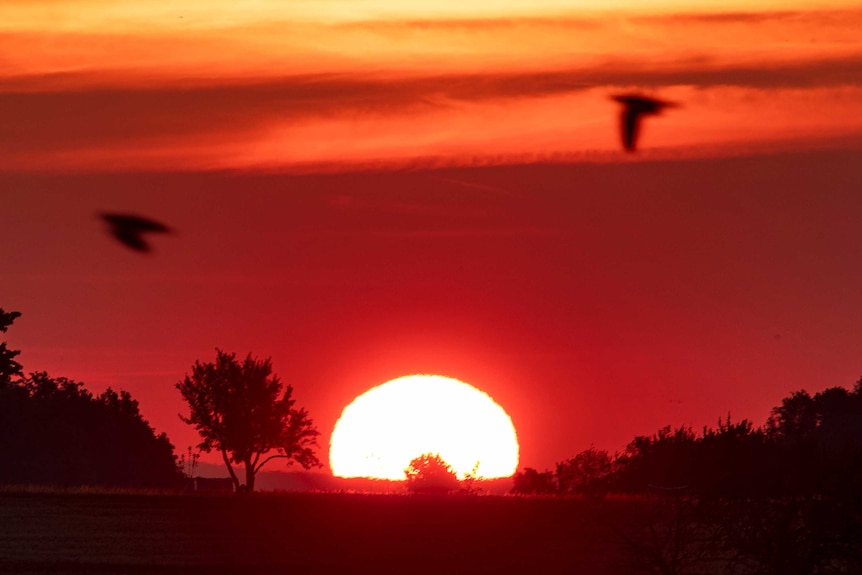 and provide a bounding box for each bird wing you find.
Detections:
[621,109,640,152]
[123,216,171,233]
[101,213,170,233]
[100,213,170,253]
[112,228,151,252]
